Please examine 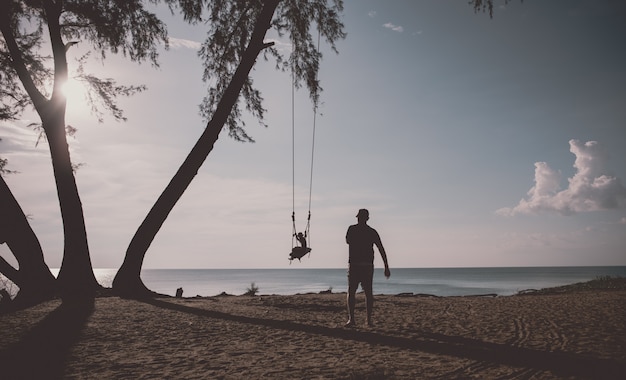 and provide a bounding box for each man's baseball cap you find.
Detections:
[356,209,369,218]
